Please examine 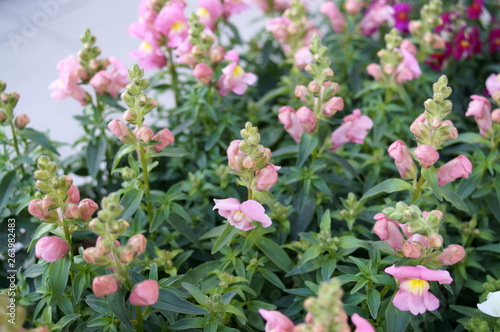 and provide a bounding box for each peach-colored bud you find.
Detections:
[35,236,69,262]
[242,156,256,169]
[119,247,135,263]
[388,140,417,179]
[308,81,321,94]
[129,280,159,306]
[410,113,426,137]
[28,199,53,221]
[135,126,154,143]
[92,275,120,297]
[210,46,226,64]
[108,119,134,143]
[0,111,7,123]
[367,63,383,81]
[409,20,422,34]
[66,185,80,204]
[437,244,465,265]
[14,113,30,129]
[151,128,174,153]
[78,199,99,220]
[403,241,424,258]
[64,204,81,219]
[437,155,473,186]
[42,195,58,210]
[295,85,308,99]
[414,144,439,168]
[323,96,344,118]
[193,63,213,86]
[492,109,500,122]
[400,39,417,57]
[431,34,446,49]
[428,233,443,248]
[123,110,137,123]
[127,234,147,255]
[432,117,442,128]
[296,106,317,133]
[255,164,281,192]
[441,120,458,139]
[83,247,99,264]
[345,0,364,15]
